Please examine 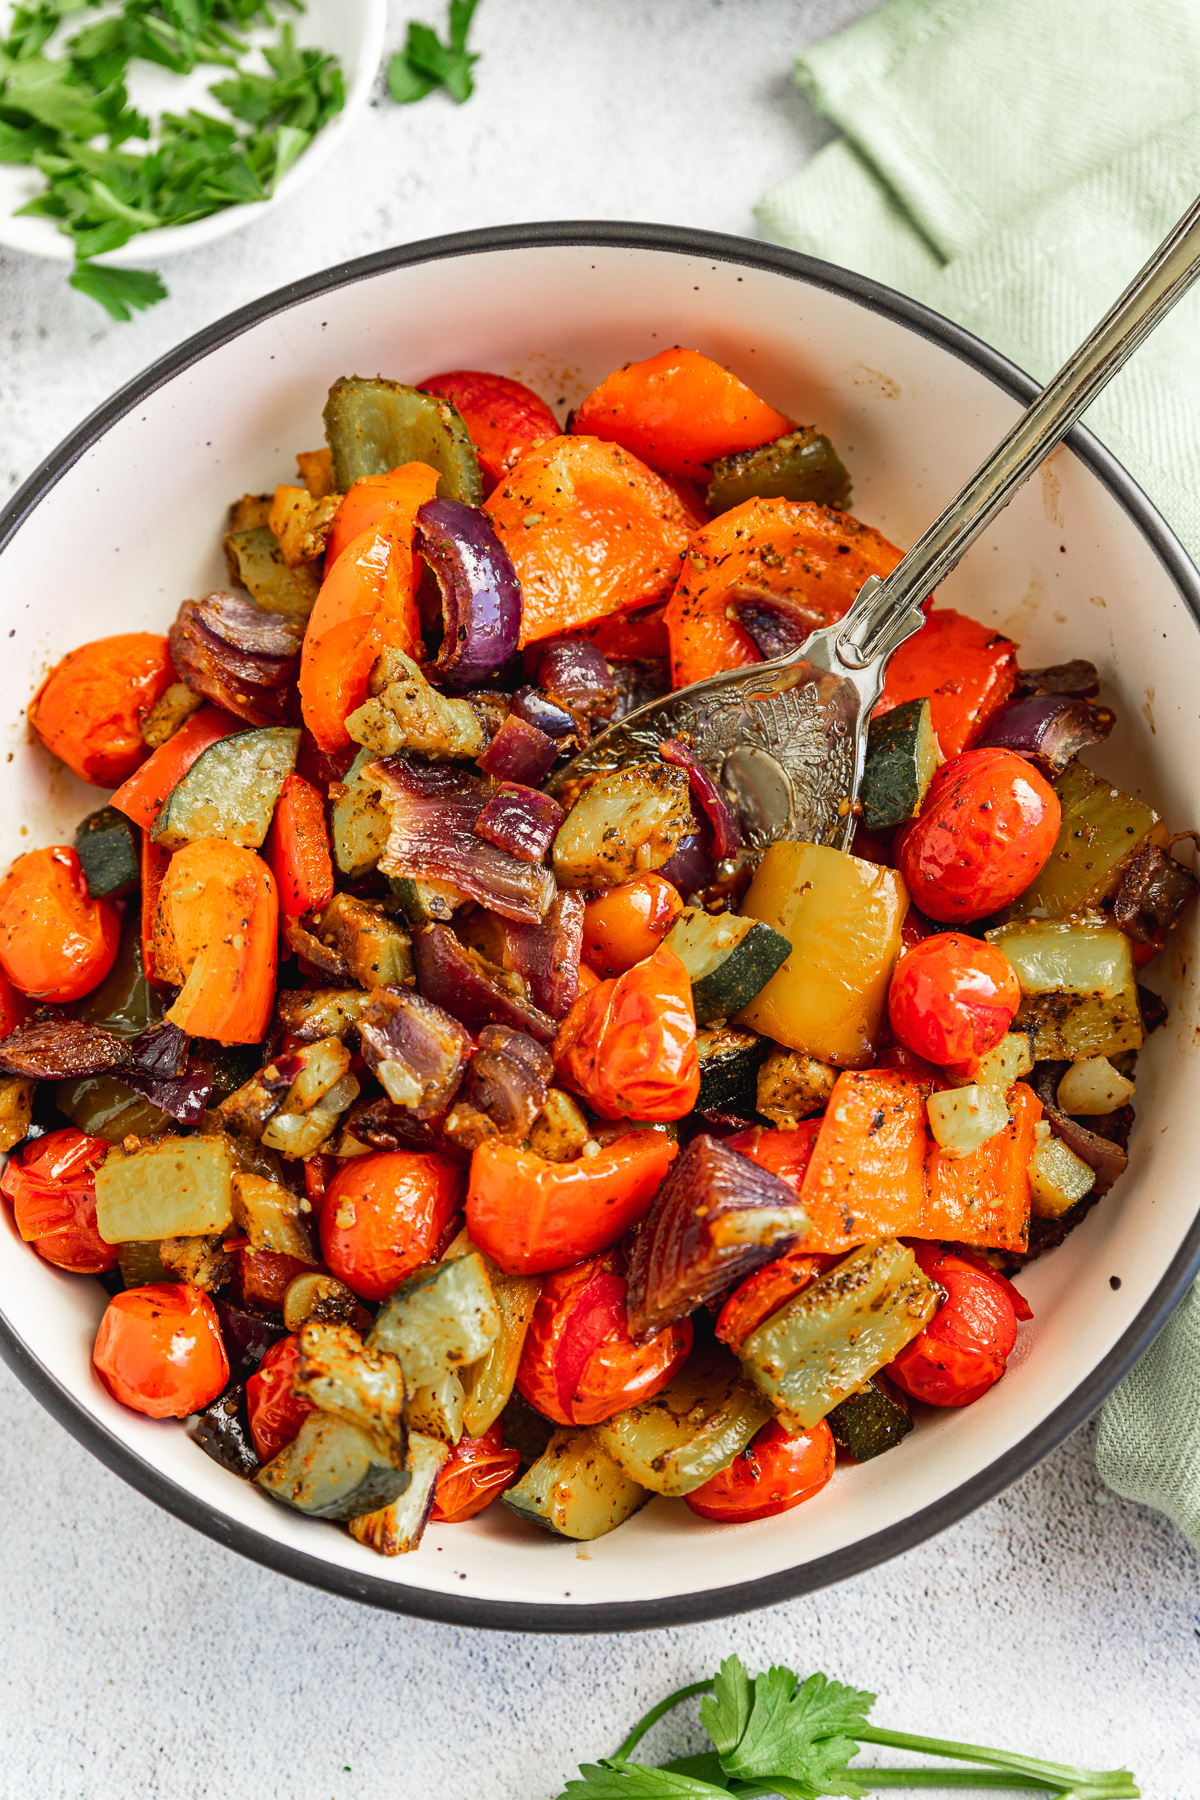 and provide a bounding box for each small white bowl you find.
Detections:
[1,226,1199,1631]
[0,0,386,266]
